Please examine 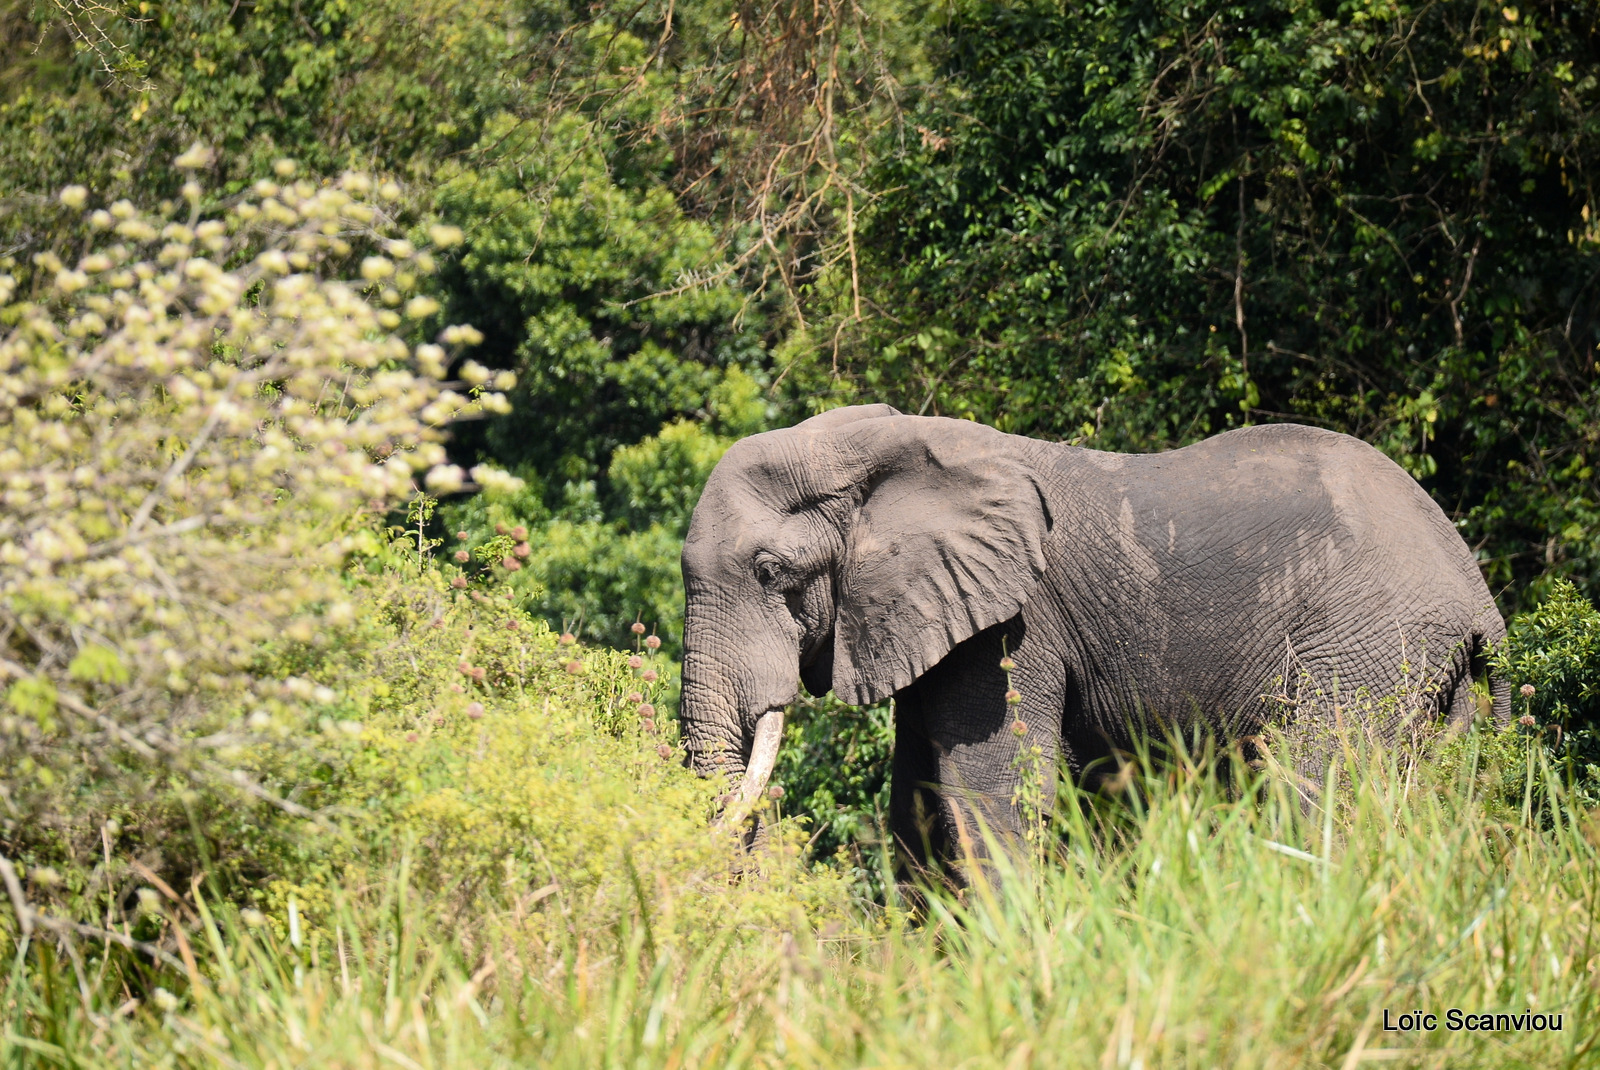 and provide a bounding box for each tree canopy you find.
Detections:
[5,0,1599,615]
